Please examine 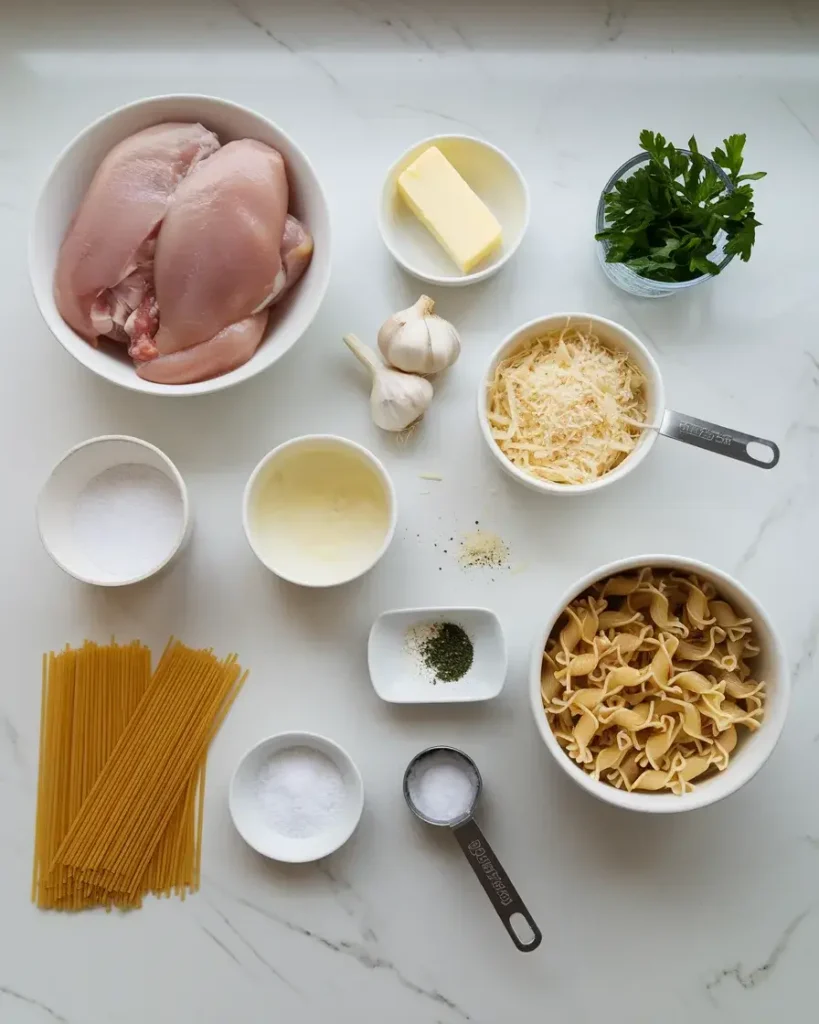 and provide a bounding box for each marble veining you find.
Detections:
[778,96,819,145]
[0,988,68,1024]
[705,910,811,1002]
[1,1,818,1022]
[228,0,345,89]
[206,883,472,1018]
[204,900,299,991]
